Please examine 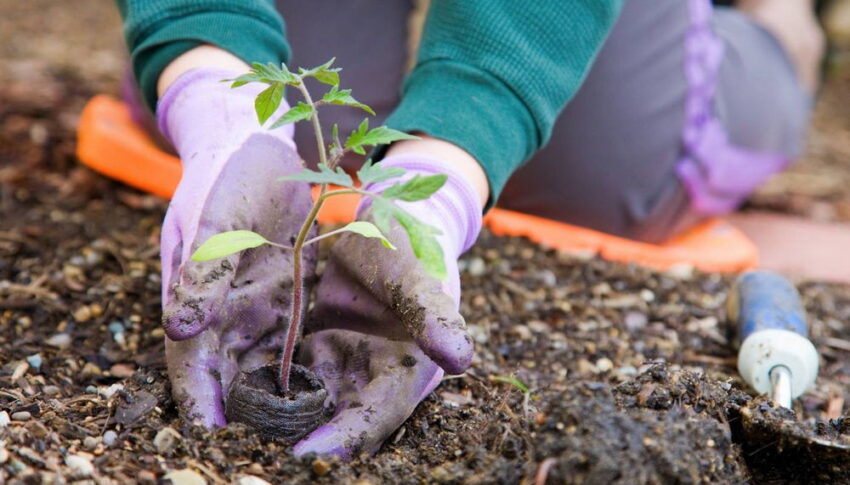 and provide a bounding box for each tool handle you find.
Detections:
[731,271,808,342]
